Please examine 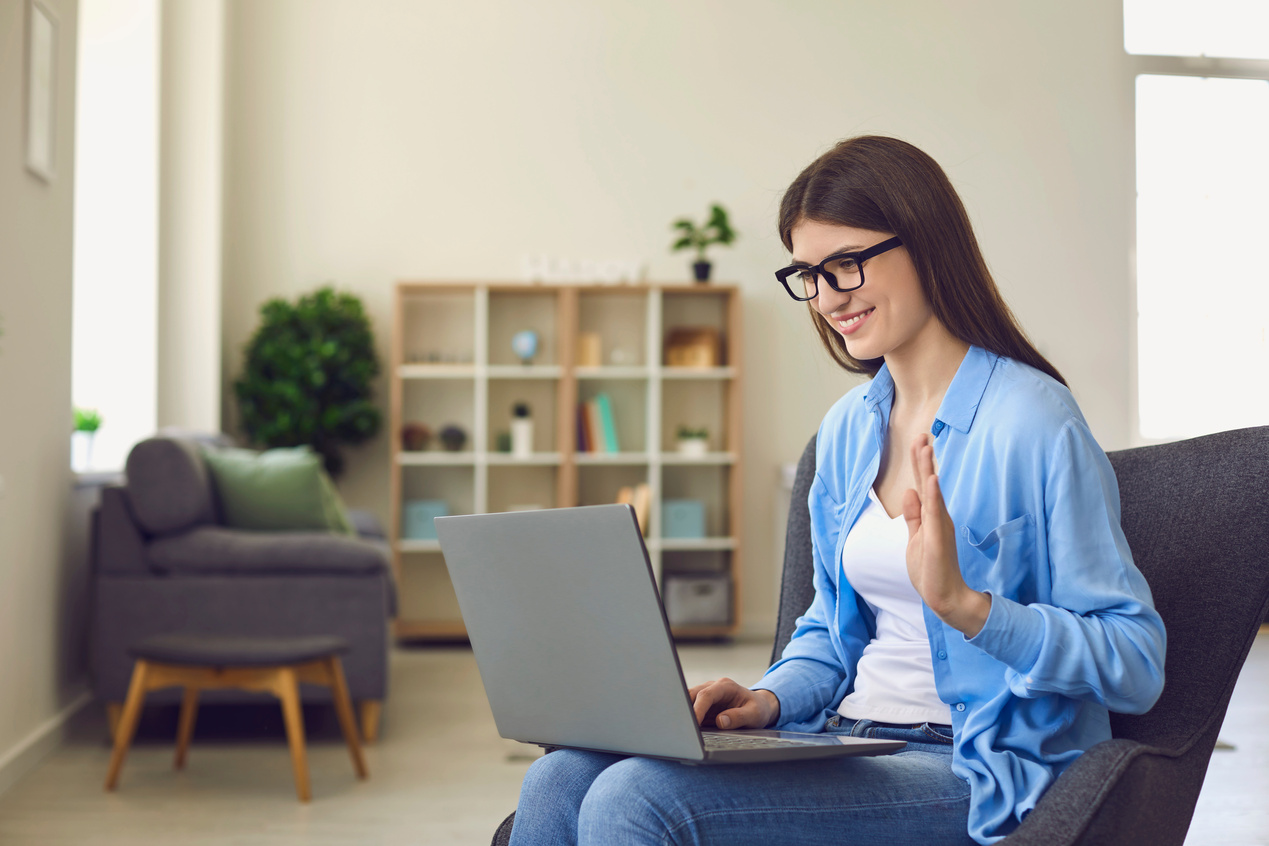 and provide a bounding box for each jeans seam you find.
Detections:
[920,723,955,744]
[659,792,973,844]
